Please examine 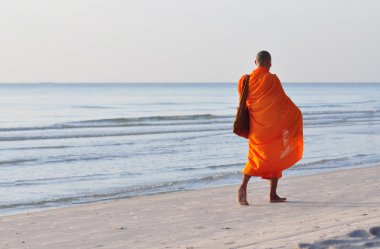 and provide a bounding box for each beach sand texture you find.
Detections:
[0,165,379,249]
